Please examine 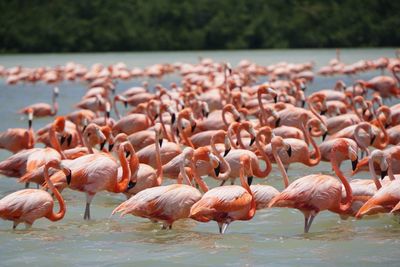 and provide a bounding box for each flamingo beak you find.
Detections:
[123,101,128,108]
[322,132,328,141]
[28,118,32,129]
[274,95,278,103]
[249,137,256,146]
[351,158,359,171]
[287,145,292,157]
[275,117,281,128]
[370,134,376,145]
[214,162,221,177]
[65,169,72,185]
[127,181,136,190]
[82,125,87,133]
[320,109,327,116]
[191,122,197,132]
[235,116,241,122]
[380,170,388,180]
[100,141,106,150]
[125,150,131,158]
[106,110,110,118]
[154,114,159,120]
[223,147,231,157]
[60,135,66,145]
[301,84,306,91]
[108,143,114,152]
[67,134,72,147]
[247,176,253,186]
[301,100,306,108]
[171,113,176,125]
[159,138,163,148]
